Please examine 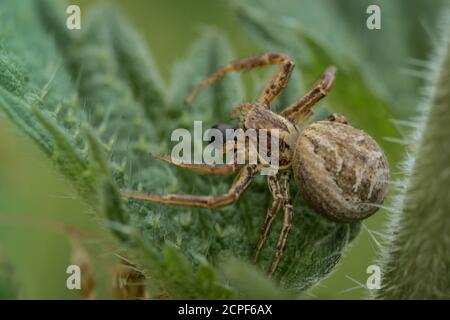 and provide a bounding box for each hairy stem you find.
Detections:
[376,13,450,299]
